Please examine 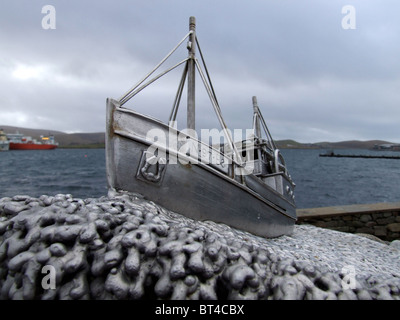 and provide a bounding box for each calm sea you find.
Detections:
[0,149,107,200]
[282,148,400,208]
[1,148,399,209]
